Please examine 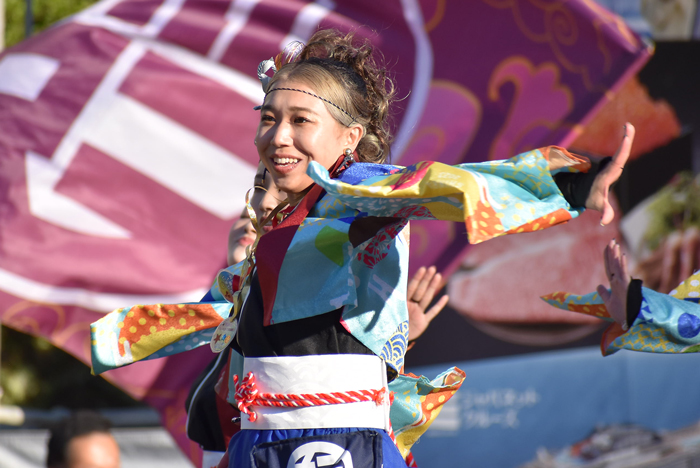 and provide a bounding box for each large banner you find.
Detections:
[0,0,650,465]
